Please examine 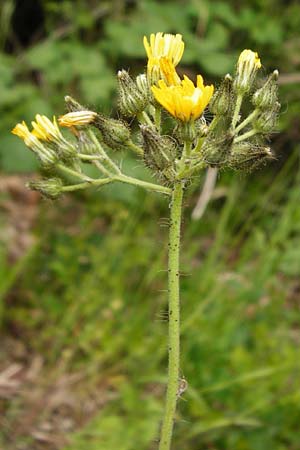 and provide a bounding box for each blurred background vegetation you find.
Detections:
[1,0,300,449]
